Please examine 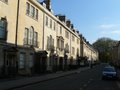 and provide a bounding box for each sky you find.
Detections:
[41,0,120,44]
